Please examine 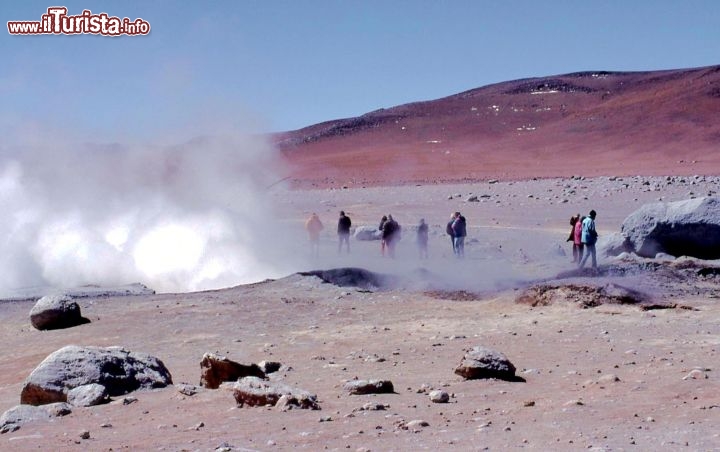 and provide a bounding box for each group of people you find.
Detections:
[567,209,598,269]
[309,208,597,268]
[304,211,466,259]
[378,215,403,258]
